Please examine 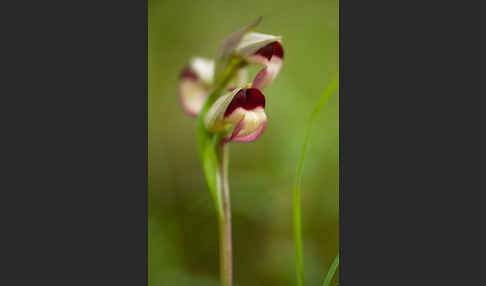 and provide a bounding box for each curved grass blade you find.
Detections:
[293,74,339,286]
[322,254,339,286]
